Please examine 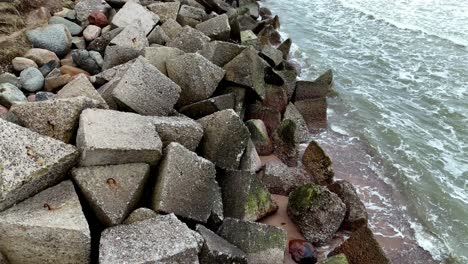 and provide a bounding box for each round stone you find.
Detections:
[88,11,108,28]
[26,24,72,57]
[20,67,44,92]
[12,57,38,72]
